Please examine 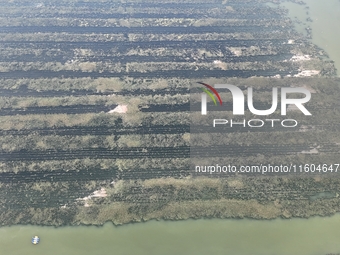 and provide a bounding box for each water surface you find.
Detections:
[282,0,340,75]
[1,216,340,255]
